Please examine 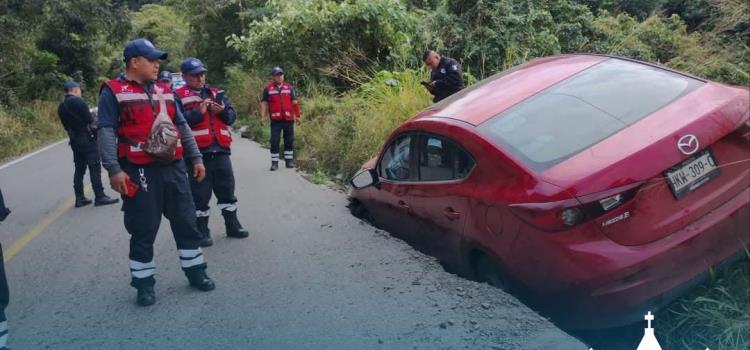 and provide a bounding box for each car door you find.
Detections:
[405,134,476,270]
[366,134,420,238]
